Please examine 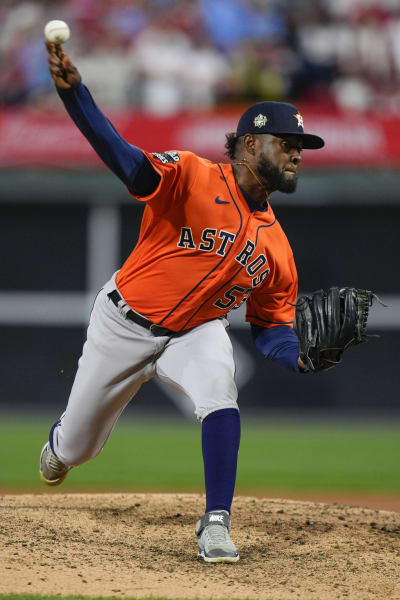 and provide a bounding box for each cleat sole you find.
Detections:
[39,470,69,487]
[198,551,239,563]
